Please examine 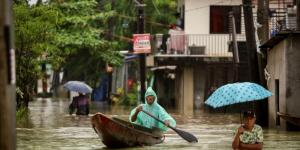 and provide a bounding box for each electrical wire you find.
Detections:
[185,0,234,12]
[115,14,169,27]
